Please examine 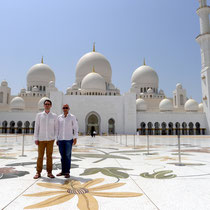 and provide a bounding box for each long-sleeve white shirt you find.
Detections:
[34,111,58,141]
[57,113,78,140]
